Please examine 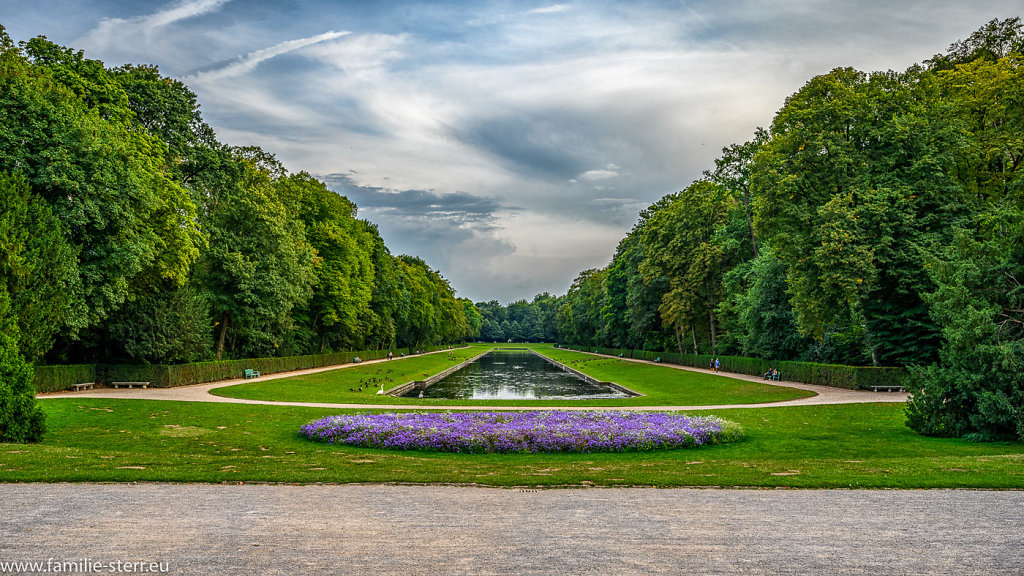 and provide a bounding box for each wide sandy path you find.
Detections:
[3,484,1021,575]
